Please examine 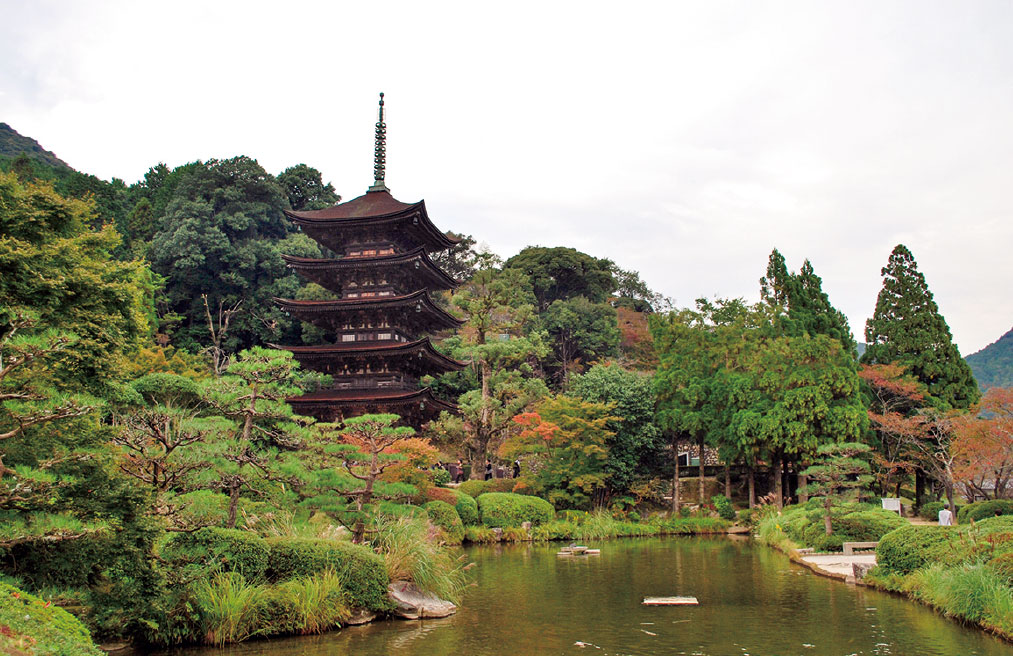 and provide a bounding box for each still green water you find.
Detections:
[164,536,1012,656]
